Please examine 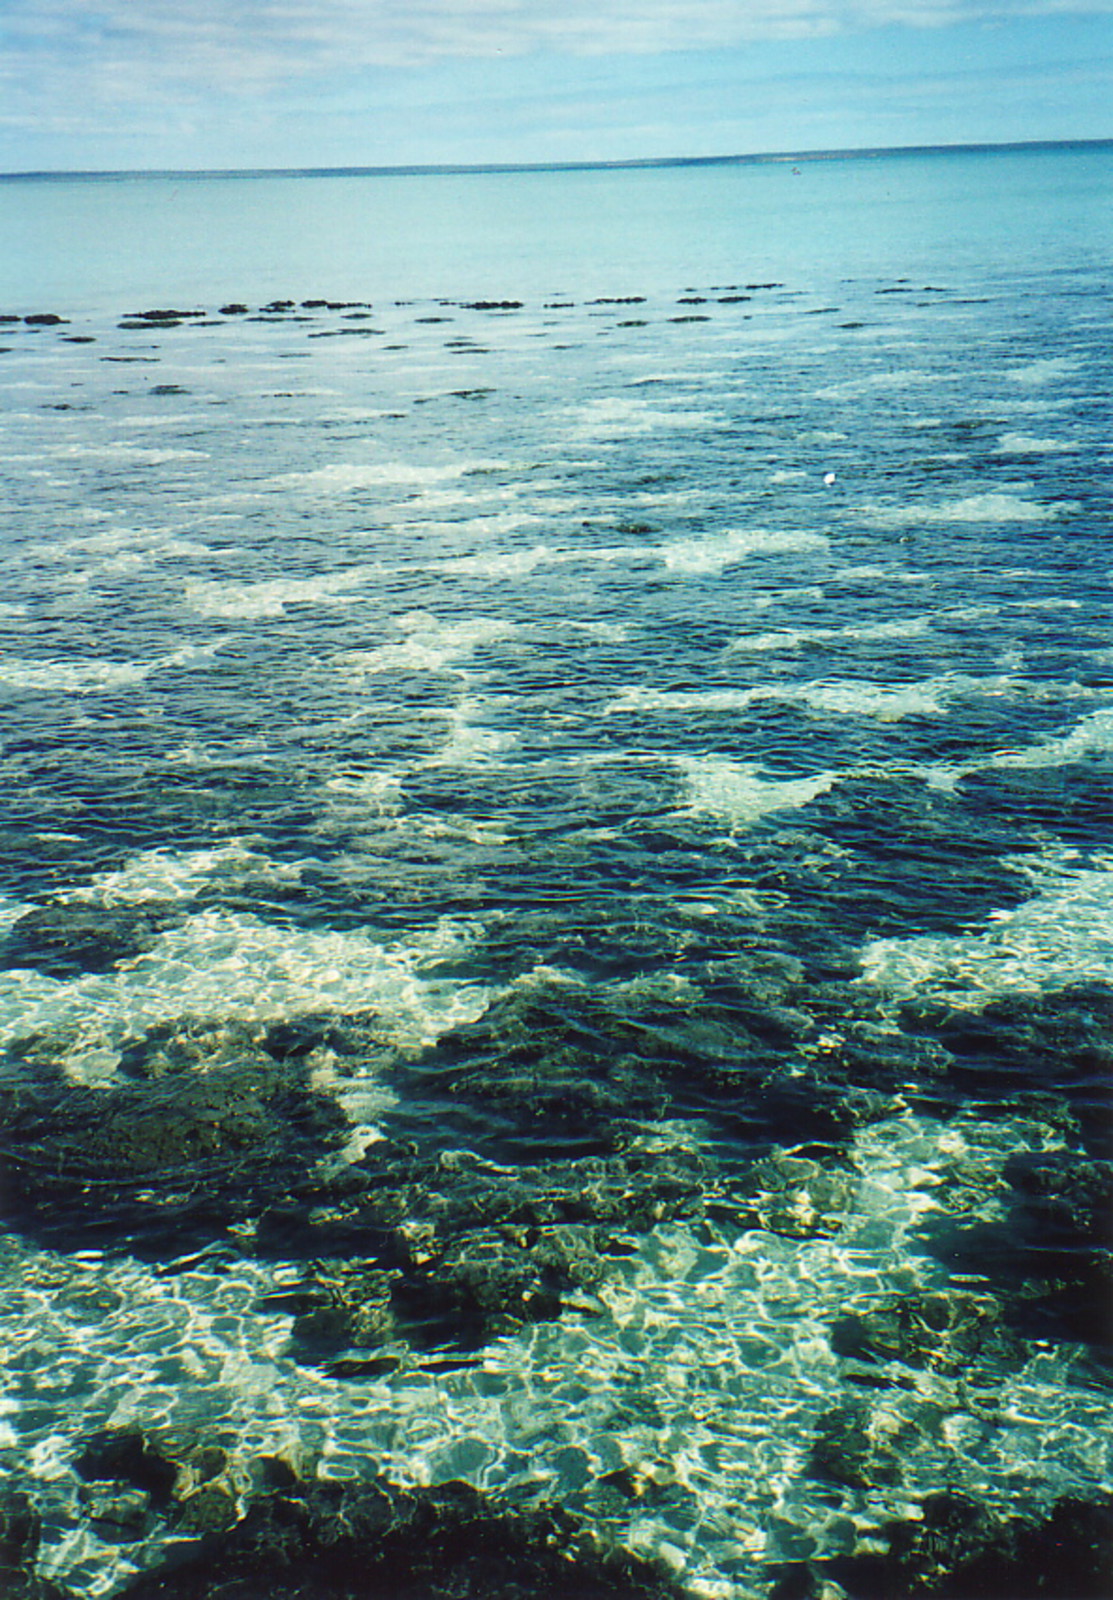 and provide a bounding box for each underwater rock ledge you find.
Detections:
[770,1490,1113,1600]
[110,1477,687,1600]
